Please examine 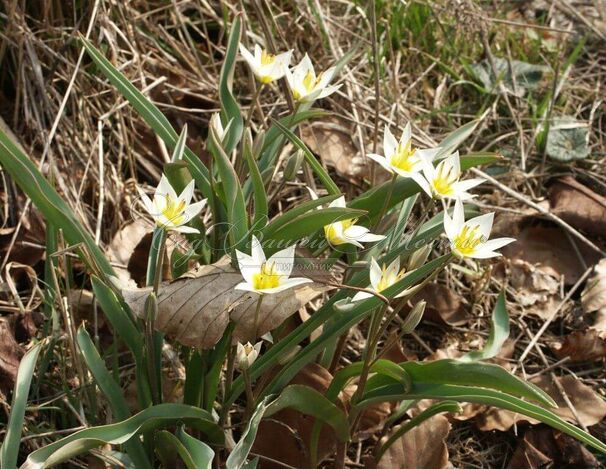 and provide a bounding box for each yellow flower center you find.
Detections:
[324,219,356,245]
[390,141,418,173]
[260,50,275,65]
[160,195,186,226]
[243,343,254,355]
[302,71,321,91]
[453,225,484,256]
[432,163,458,196]
[376,264,405,292]
[252,262,280,290]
